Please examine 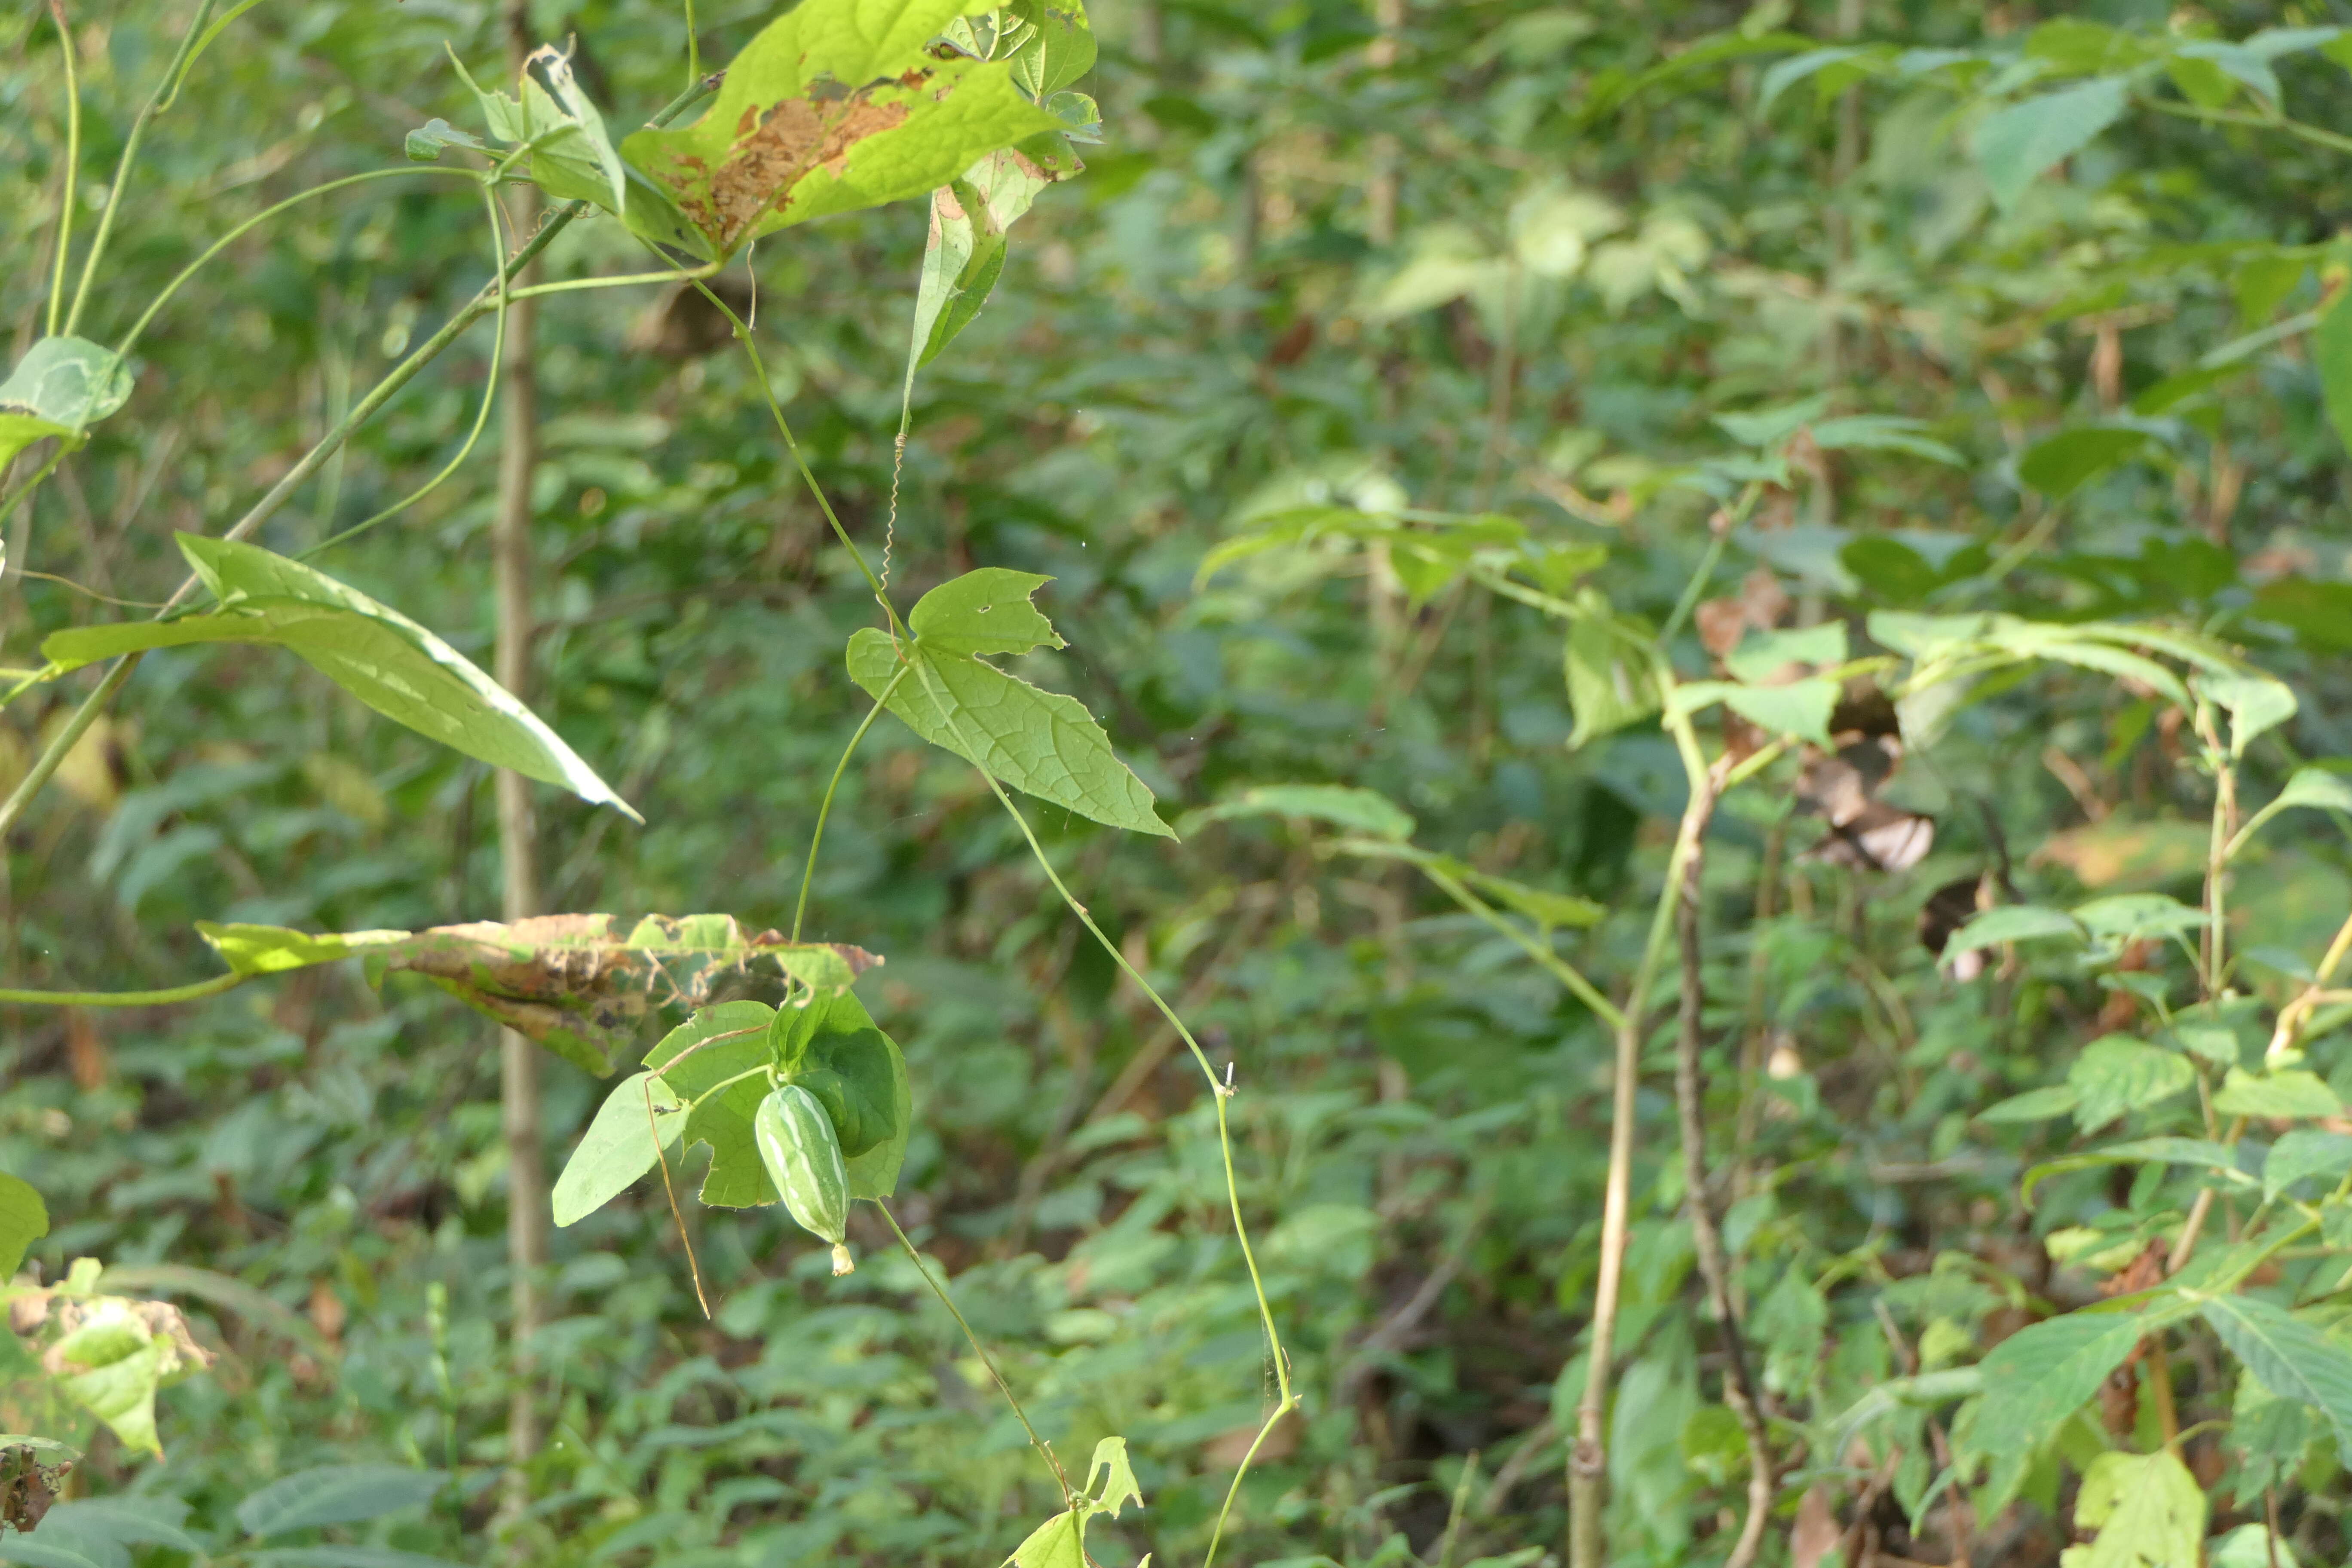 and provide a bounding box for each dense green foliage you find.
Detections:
[11,1,2352,1565]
